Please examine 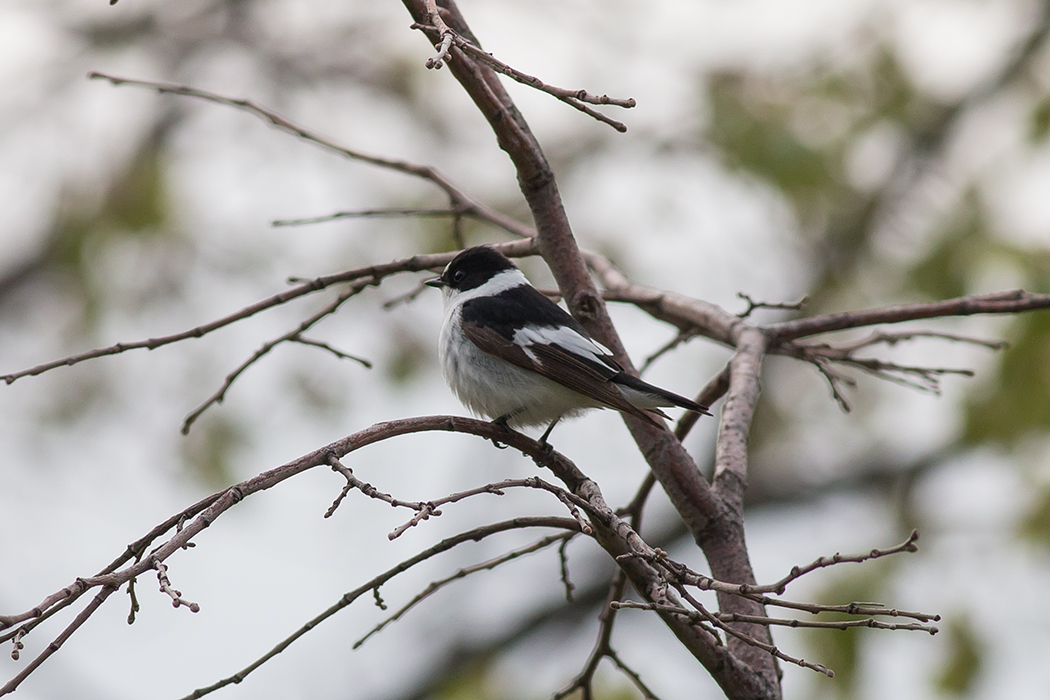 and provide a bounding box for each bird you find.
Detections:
[426,246,709,444]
